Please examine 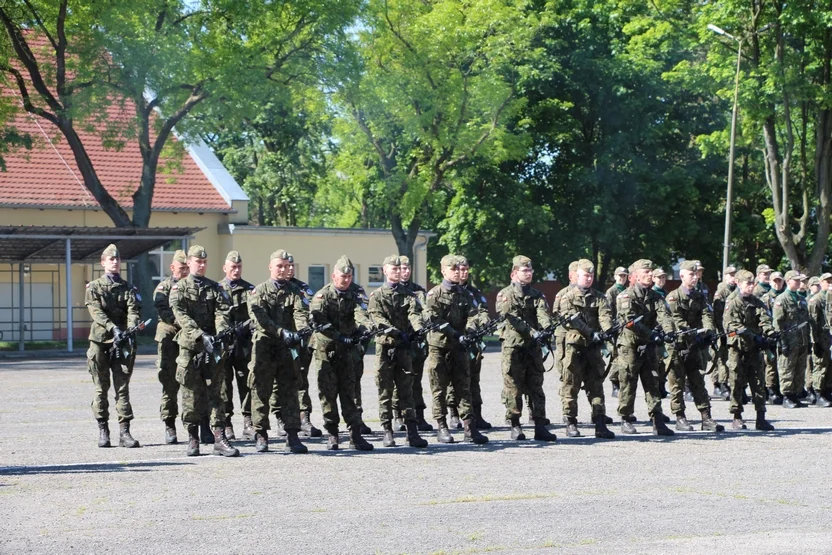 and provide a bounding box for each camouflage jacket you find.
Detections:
[401,280,428,328]
[425,282,479,349]
[495,282,552,348]
[808,291,828,349]
[154,276,180,341]
[753,281,772,299]
[724,293,773,352]
[310,282,372,353]
[169,275,231,352]
[712,282,737,333]
[220,278,255,325]
[666,285,715,349]
[559,286,613,348]
[248,279,308,346]
[85,275,141,343]
[462,282,490,329]
[615,283,673,348]
[553,283,576,339]
[605,283,627,320]
[368,283,424,346]
[772,290,811,349]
